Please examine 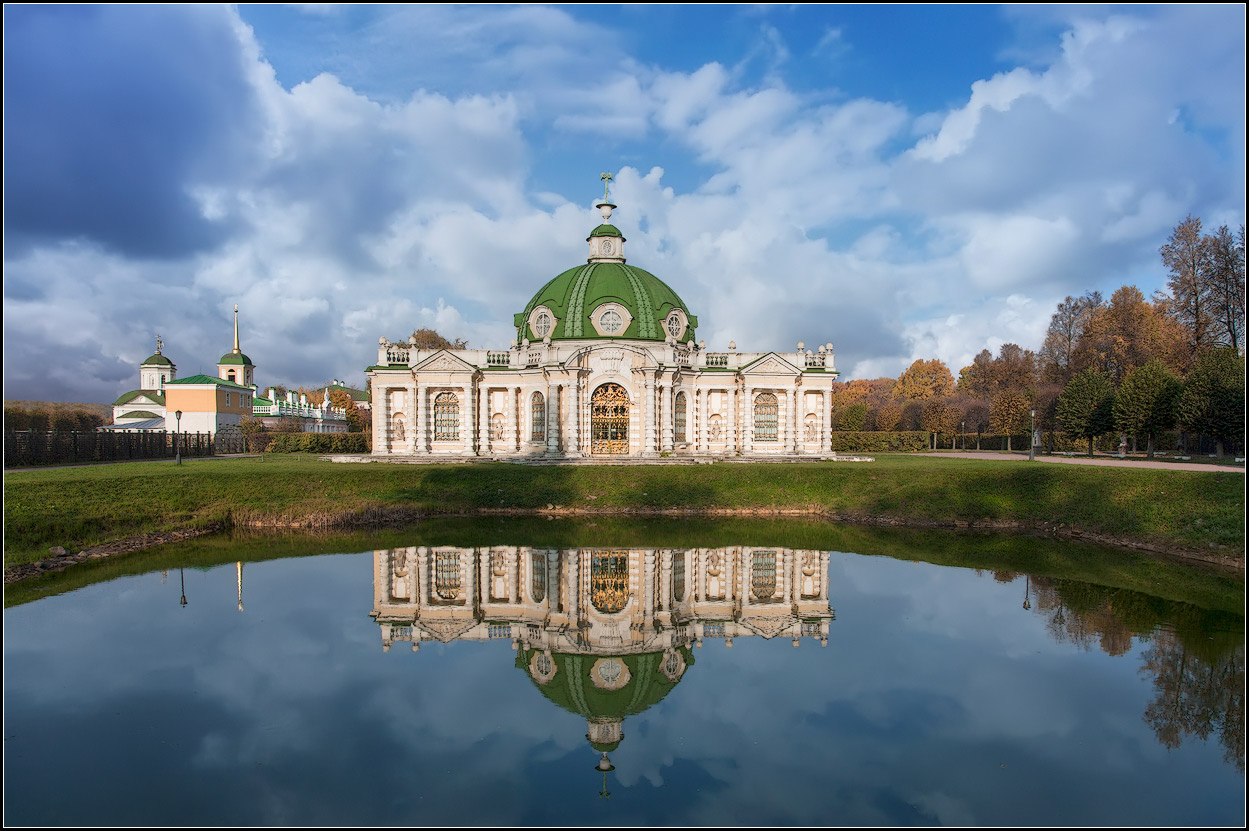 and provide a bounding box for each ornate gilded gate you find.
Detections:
[591,383,630,454]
